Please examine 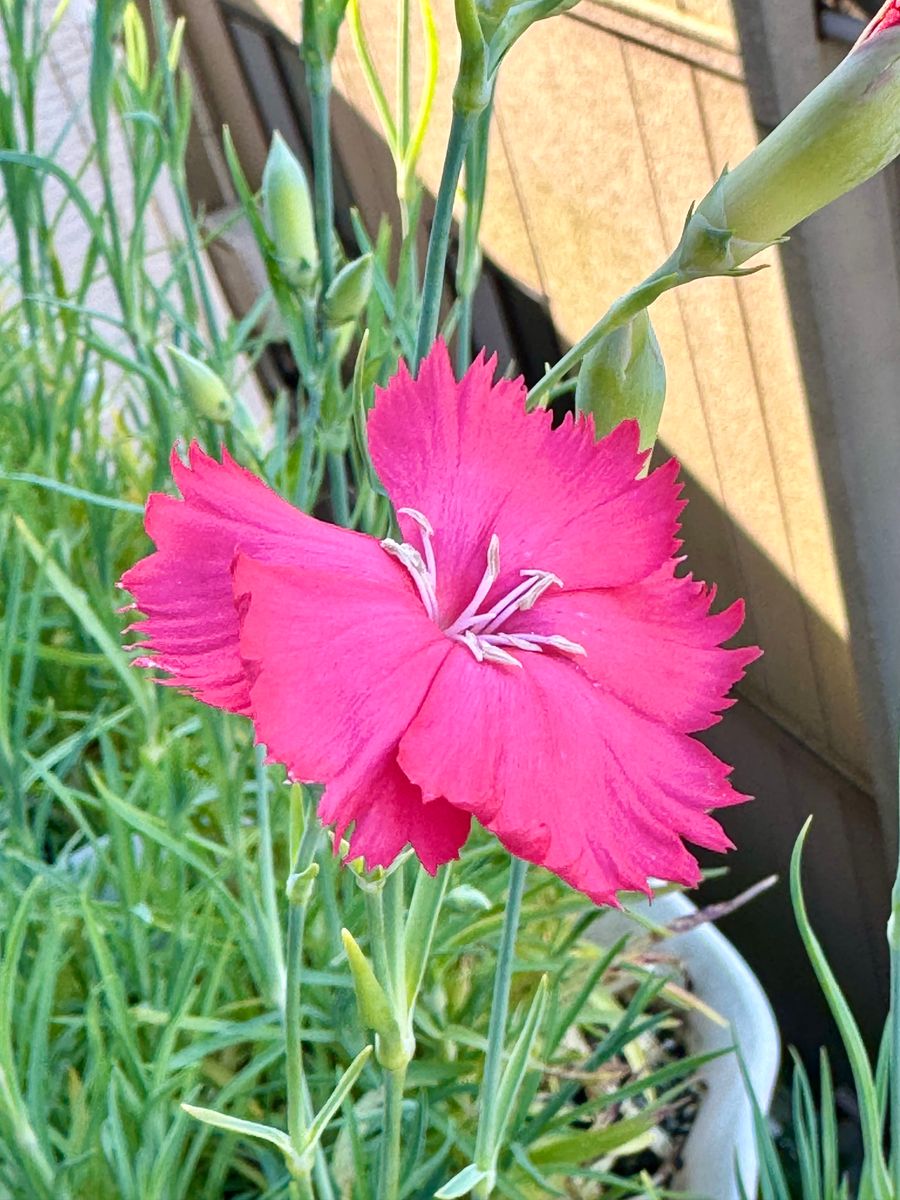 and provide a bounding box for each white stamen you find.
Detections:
[399,507,437,582]
[381,537,439,621]
[478,641,523,668]
[481,633,543,652]
[399,506,433,538]
[545,634,587,655]
[444,535,501,637]
[380,518,584,669]
[480,570,563,633]
[462,630,484,662]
